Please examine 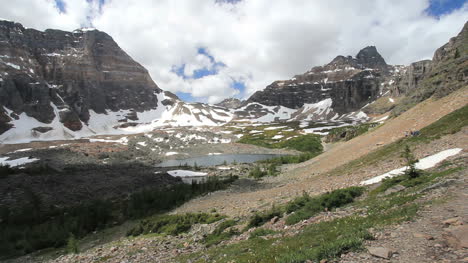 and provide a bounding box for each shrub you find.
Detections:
[285,191,312,213]
[203,219,238,246]
[127,213,224,237]
[249,166,267,179]
[246,205,282,229]
[285,187,364,225]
